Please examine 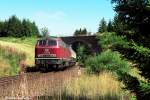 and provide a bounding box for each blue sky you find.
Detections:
[0,0,115,36]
